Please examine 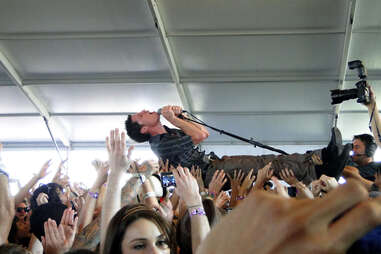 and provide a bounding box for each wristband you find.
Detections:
[143,191,156,200]
[189,207,206,217]
[88,191,99,199]
[236,195,245,200]
[209,192,217,198]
